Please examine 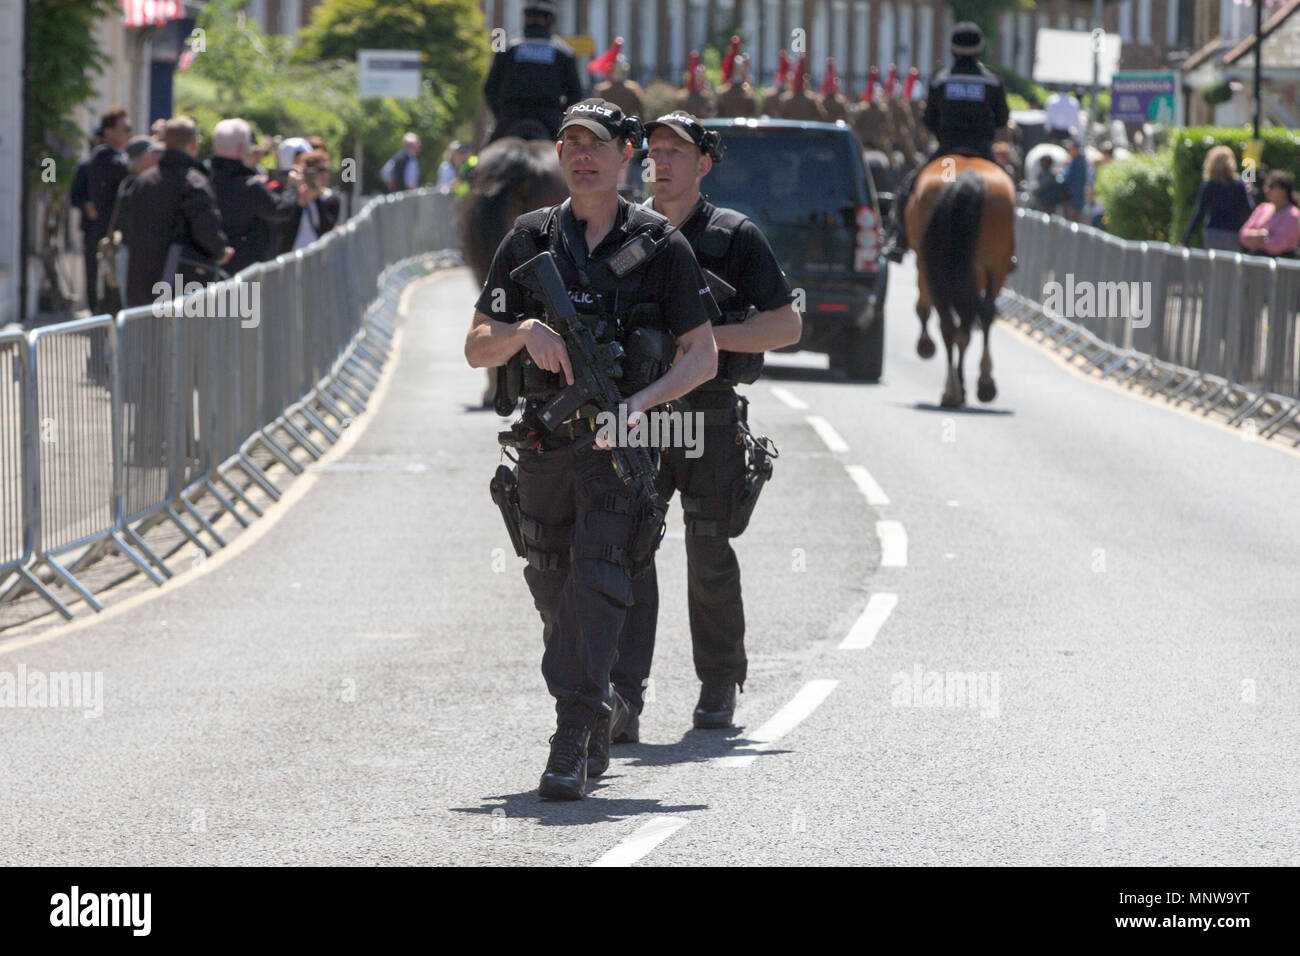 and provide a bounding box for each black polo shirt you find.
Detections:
[645,196,795,390]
